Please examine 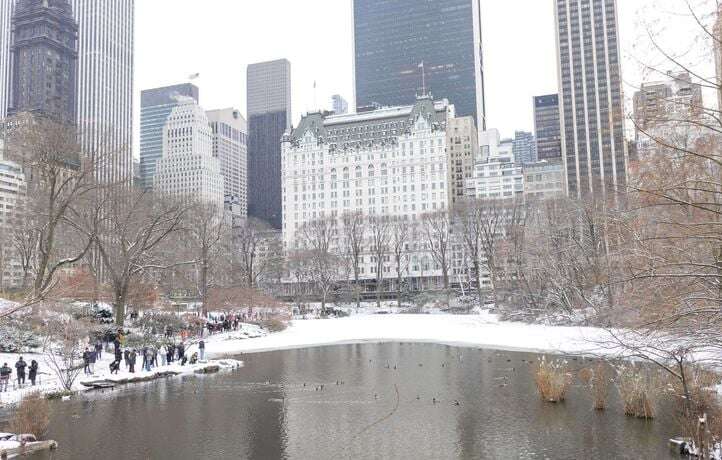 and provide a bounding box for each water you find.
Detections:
[2,343,678,460]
